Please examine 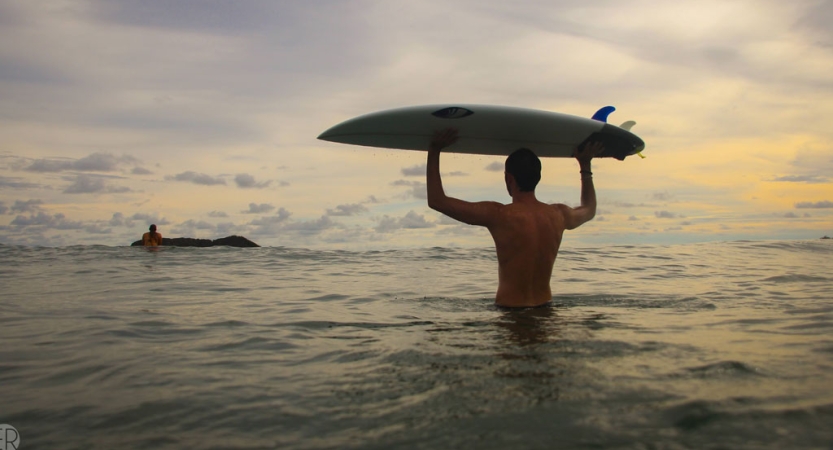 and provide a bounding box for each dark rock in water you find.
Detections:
[822,236,831,240]
[211,236,260,247]
[130,235,259,247]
